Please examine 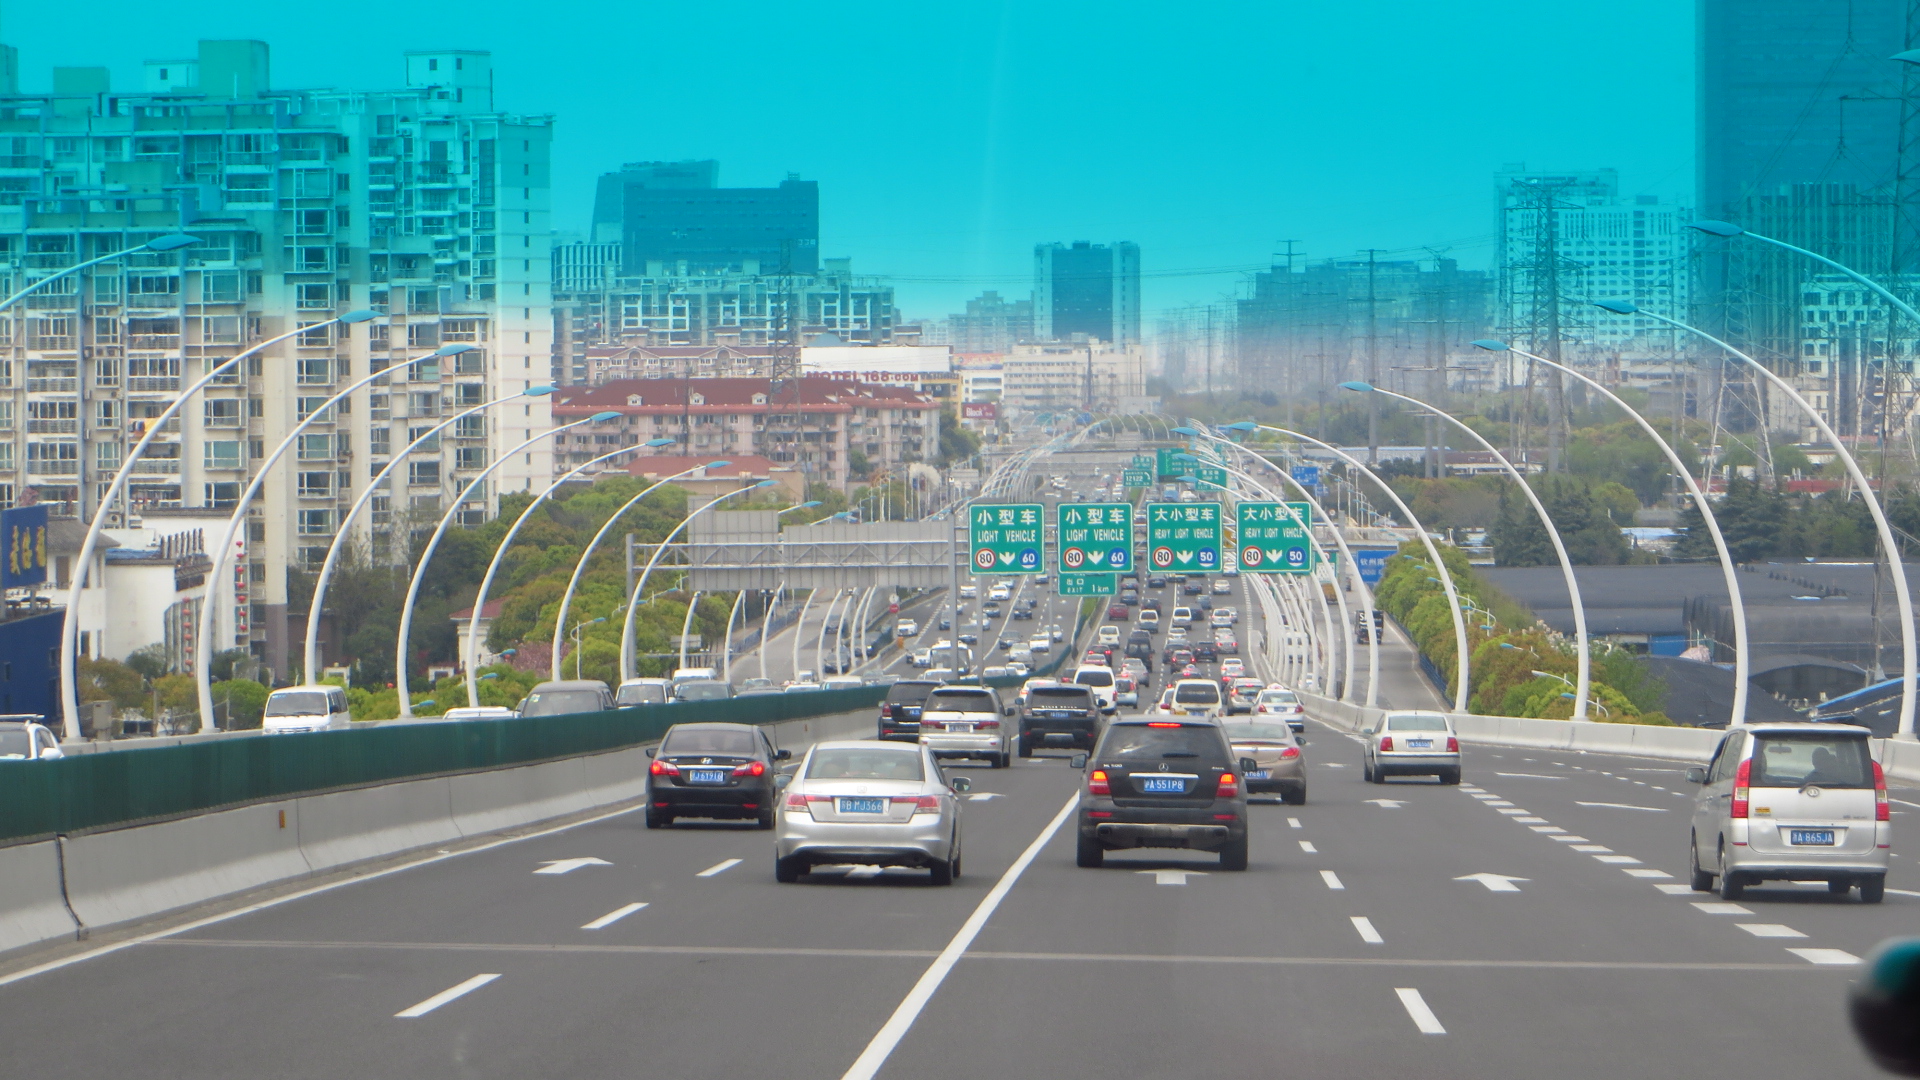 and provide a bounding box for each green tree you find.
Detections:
[78,656,147,710]
[213,679,270,728]
[935,407,981,466]
[124,643,169,682]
